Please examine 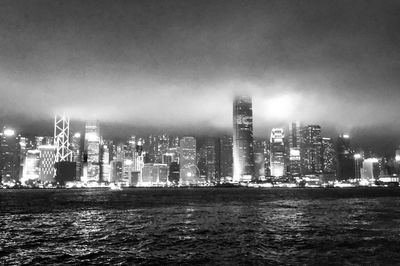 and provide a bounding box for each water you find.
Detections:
[1,187,400,265]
